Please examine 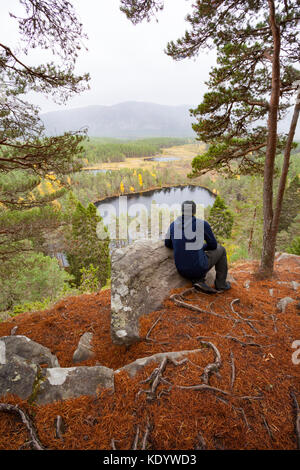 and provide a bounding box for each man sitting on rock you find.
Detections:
[164,200,231,293]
